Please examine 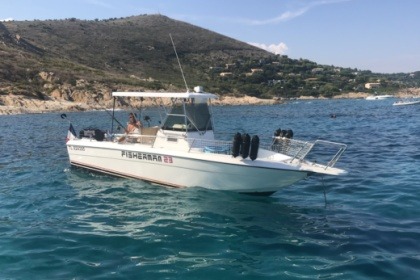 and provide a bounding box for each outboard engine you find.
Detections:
[241,133,251,159]
[285,129,293,139]
[232,132,242,158]
[79,128,105,141]
[274,128,282,137]
[249,135,260,161]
